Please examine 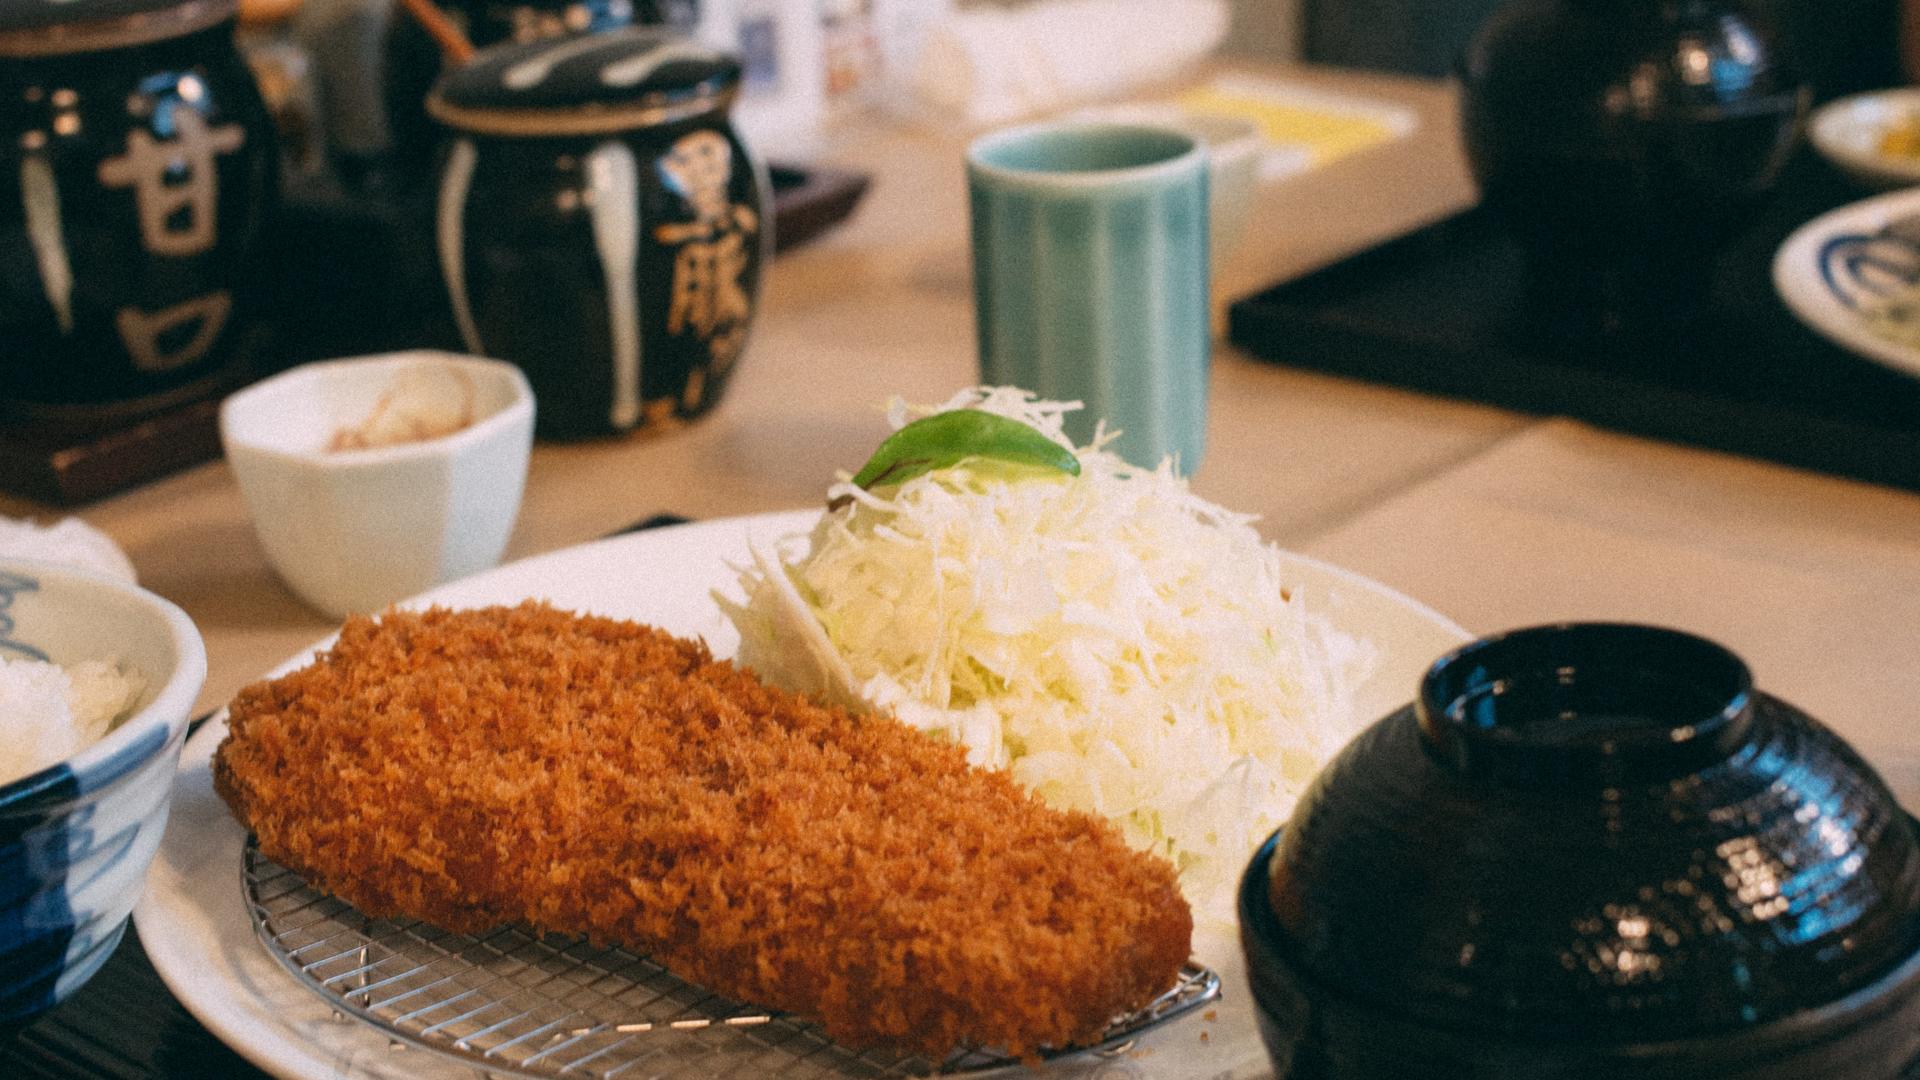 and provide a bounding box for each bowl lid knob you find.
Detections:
[1415,622,1756,787]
